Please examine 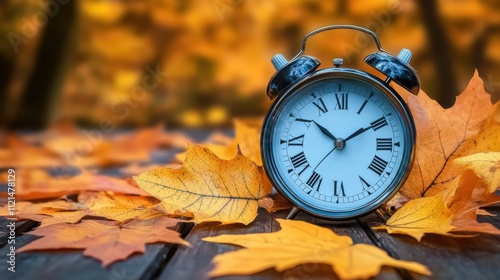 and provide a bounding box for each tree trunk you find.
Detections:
[9,1,77,129]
